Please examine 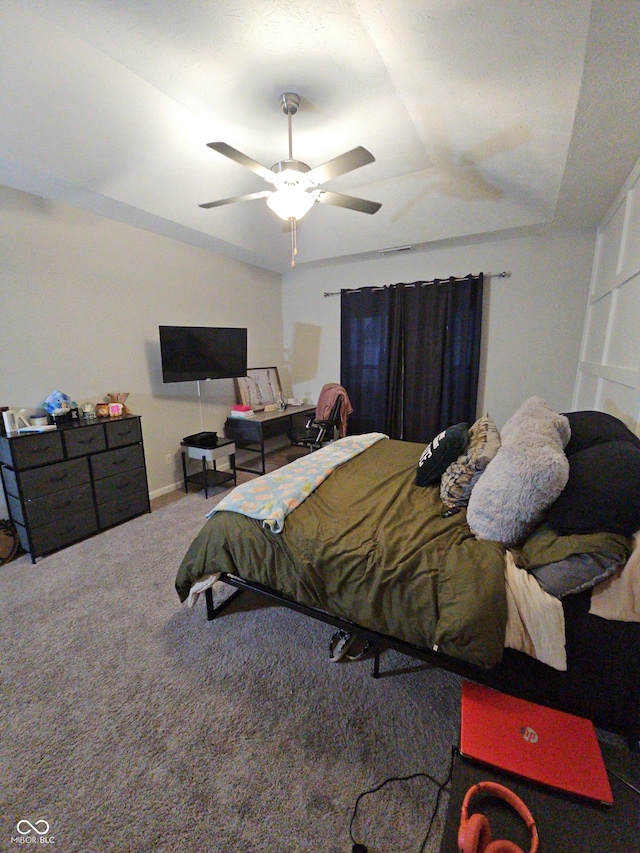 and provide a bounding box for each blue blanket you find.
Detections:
[207,433,387,532]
